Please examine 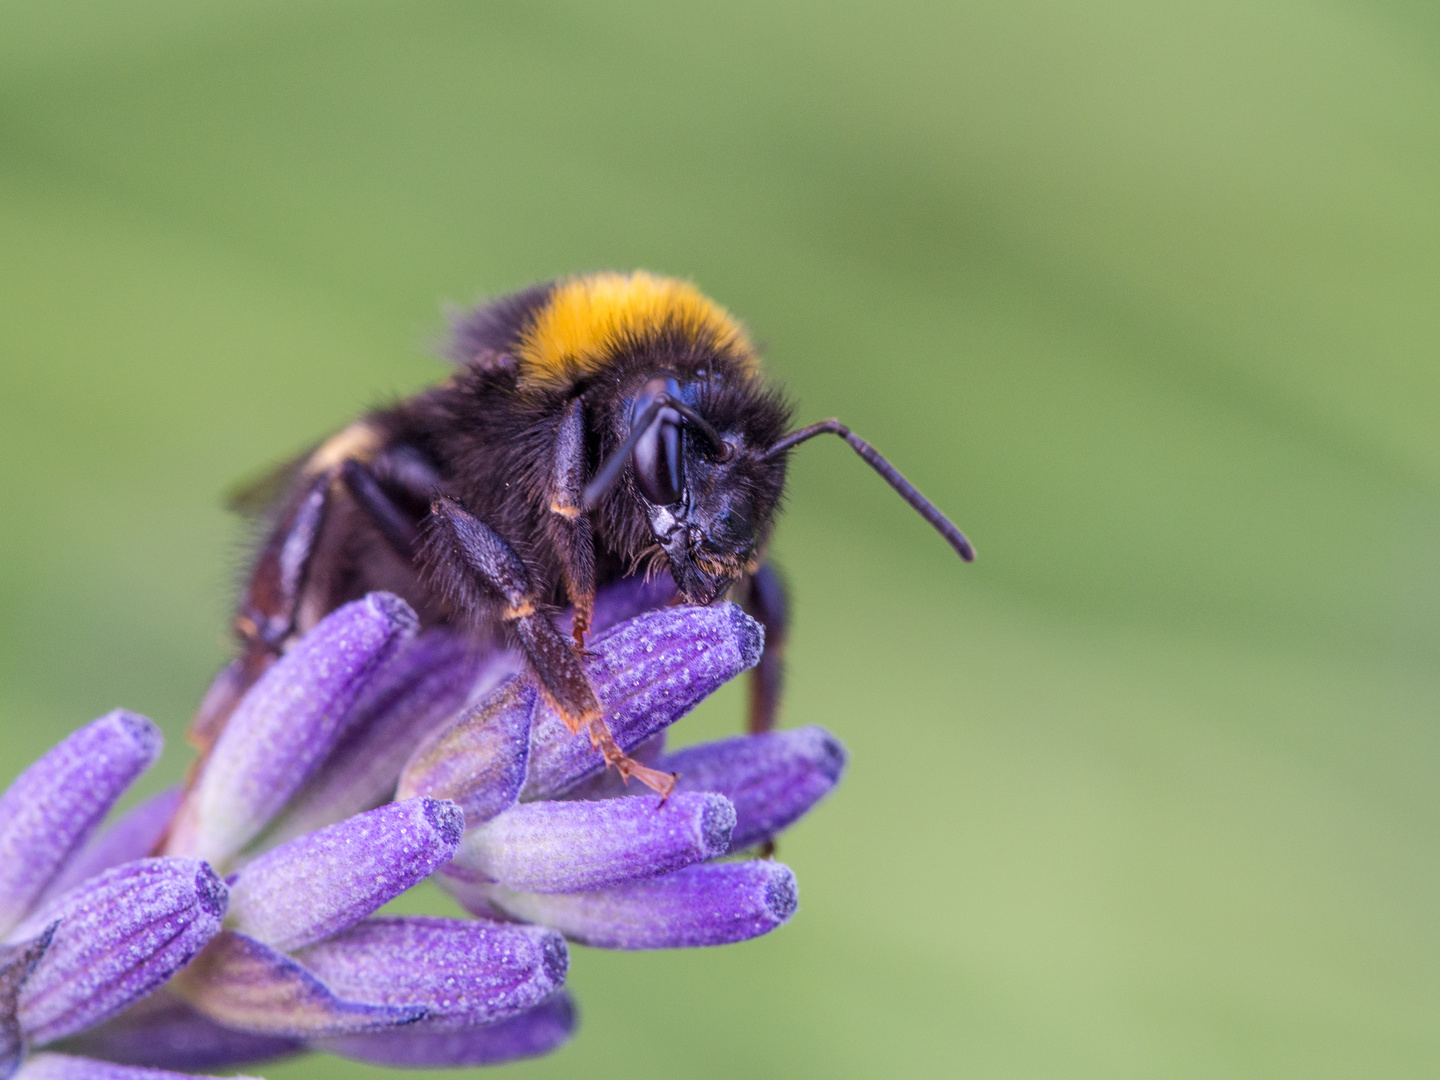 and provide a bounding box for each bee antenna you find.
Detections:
[582,394,732,511]
[761,419,976,562]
